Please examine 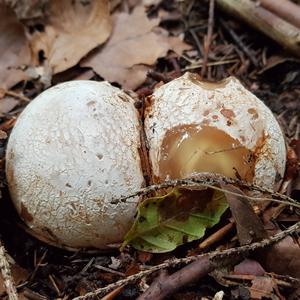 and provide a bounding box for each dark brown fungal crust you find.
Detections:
[20,203,33,223]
